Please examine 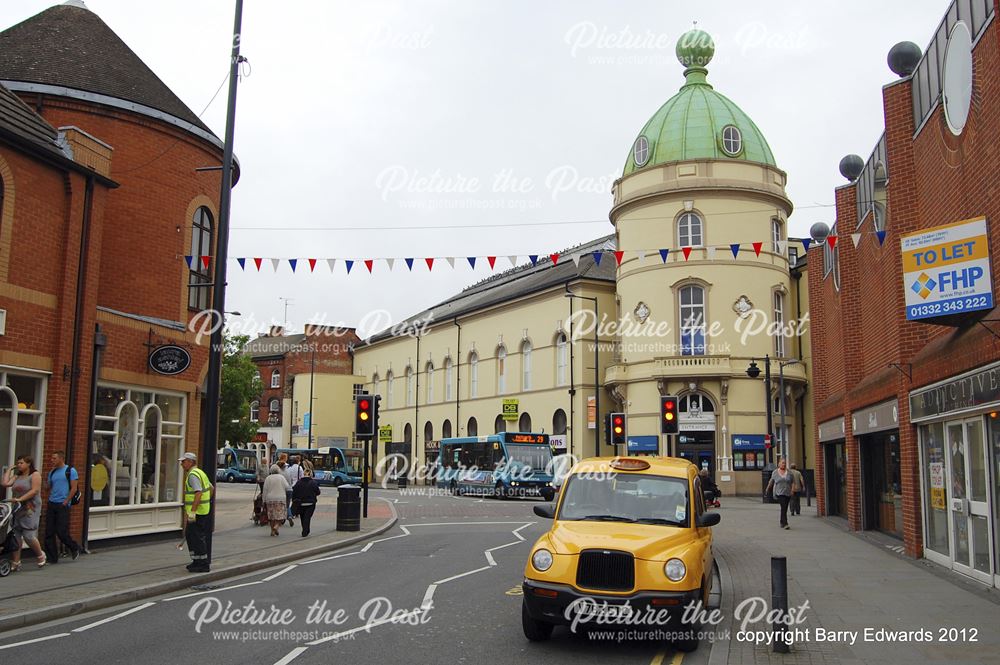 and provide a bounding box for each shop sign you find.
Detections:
[502,398,519,422]
[626,435,658,453]
[818,418,845,442]
[732,434,766,450]
[252,432,268,442]
[901,217,993,322]
[909,361,1000,421]
[929,462,946,510]
[852,400,898,436]
[148,345,191,375]
[378,425,393,443]
[549,434,567,450]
